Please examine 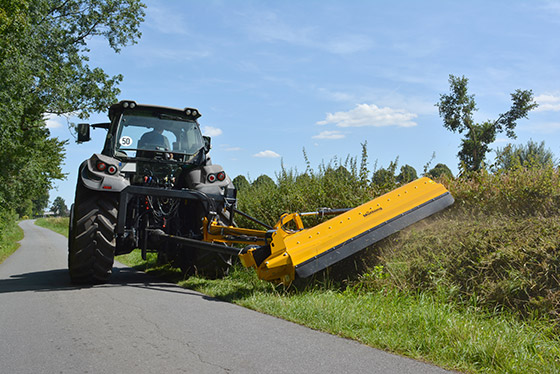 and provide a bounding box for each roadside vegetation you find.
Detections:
[35,146,560,373]
[0,211,23,265]
[35,217,70,237]
[0,1,145,258]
